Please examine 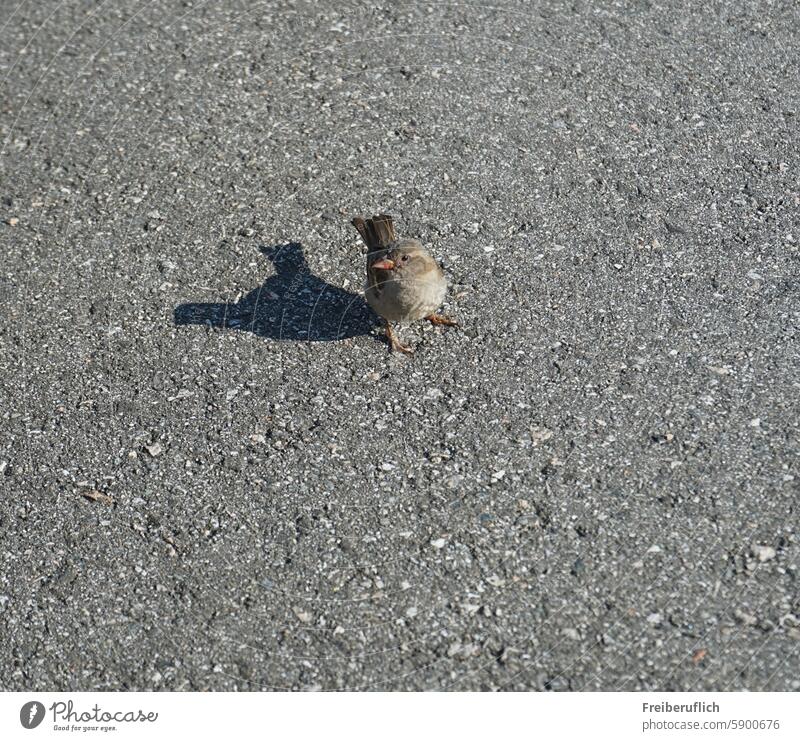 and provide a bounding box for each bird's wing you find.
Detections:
[366,253,384,296]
